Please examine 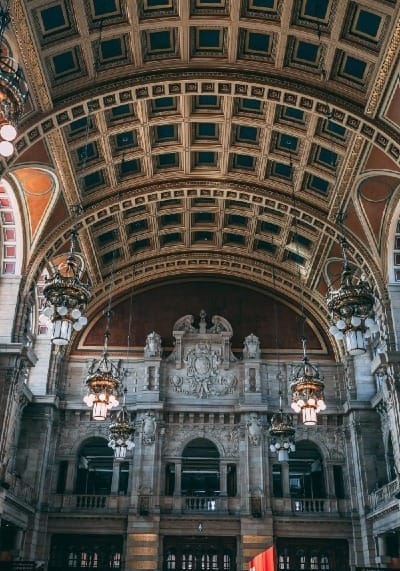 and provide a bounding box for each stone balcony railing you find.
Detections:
[369,477,400,511]
[46,493,350,518]
[271,497,351,516]
[47,494,130,512]
[5,475,35,507]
